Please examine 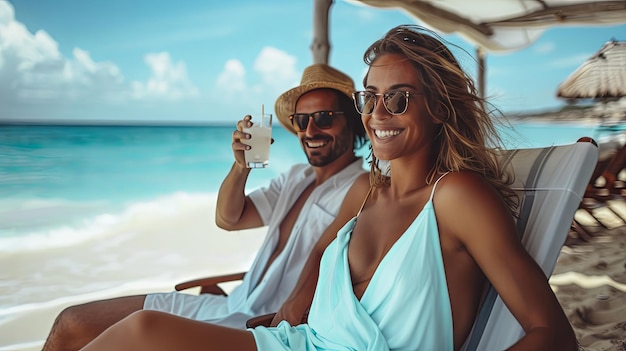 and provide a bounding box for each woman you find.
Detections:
[82,25,577,351]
